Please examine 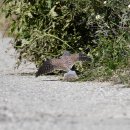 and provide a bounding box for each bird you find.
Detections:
[35,51,91,80]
